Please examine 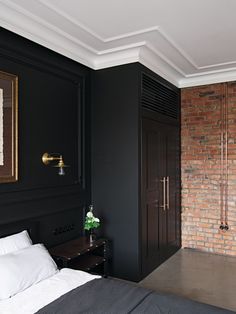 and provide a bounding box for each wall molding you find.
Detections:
[0,184,84,206]
[179,69,236,88]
